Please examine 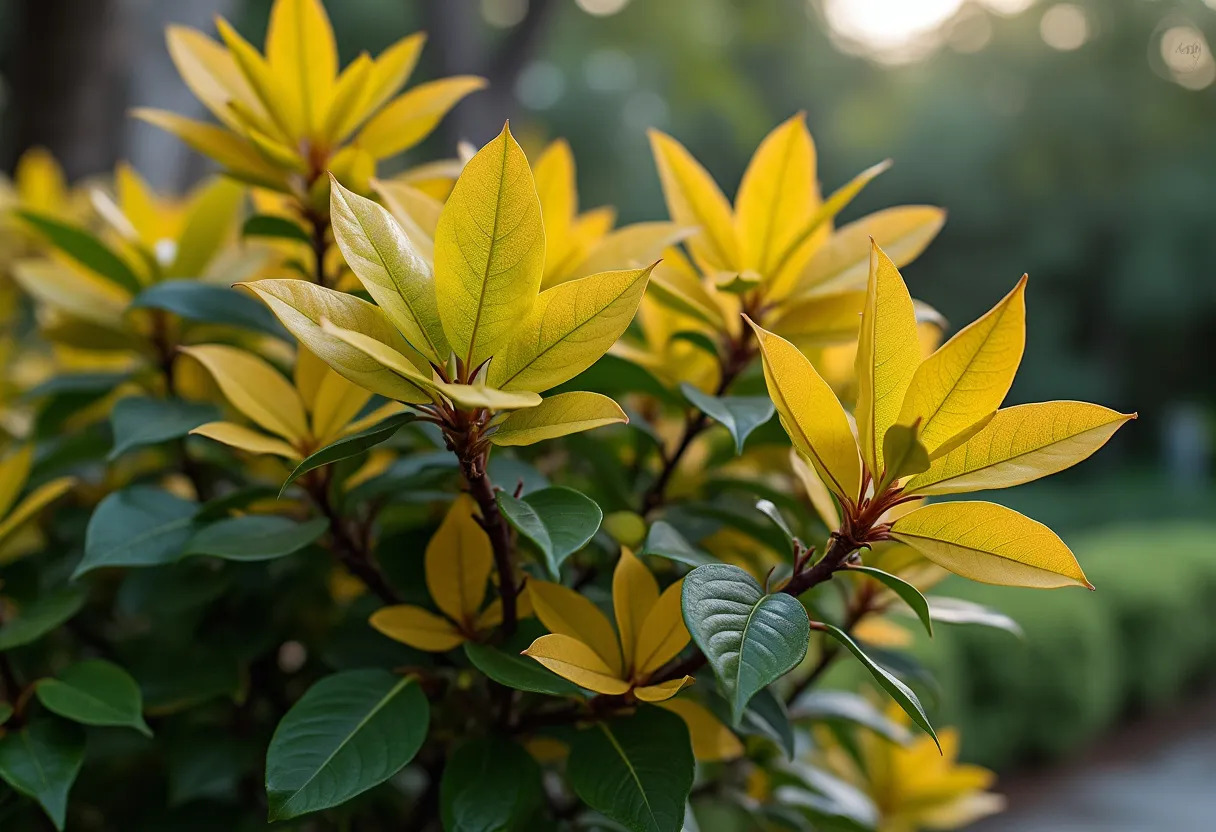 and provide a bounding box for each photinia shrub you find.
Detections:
[0,1,1134,830]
